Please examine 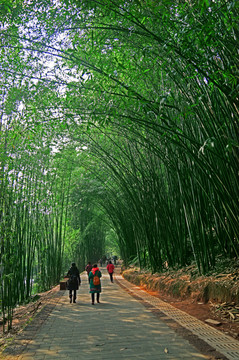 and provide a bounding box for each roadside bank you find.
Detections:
[122,263,239,340]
